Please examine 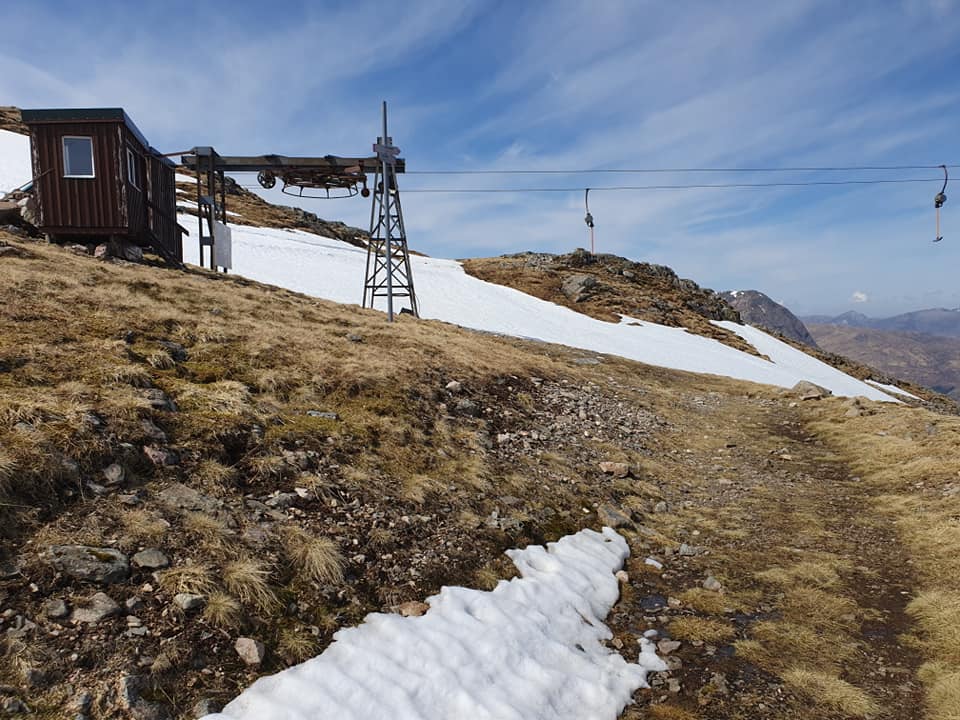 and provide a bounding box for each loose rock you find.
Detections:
[235,637,266,666]
[173,593,205,611]
[71,592,121,624]
[132,549,169,570]
[398,601,430,617]
[598,461,631,478]
[48,545,129,584]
